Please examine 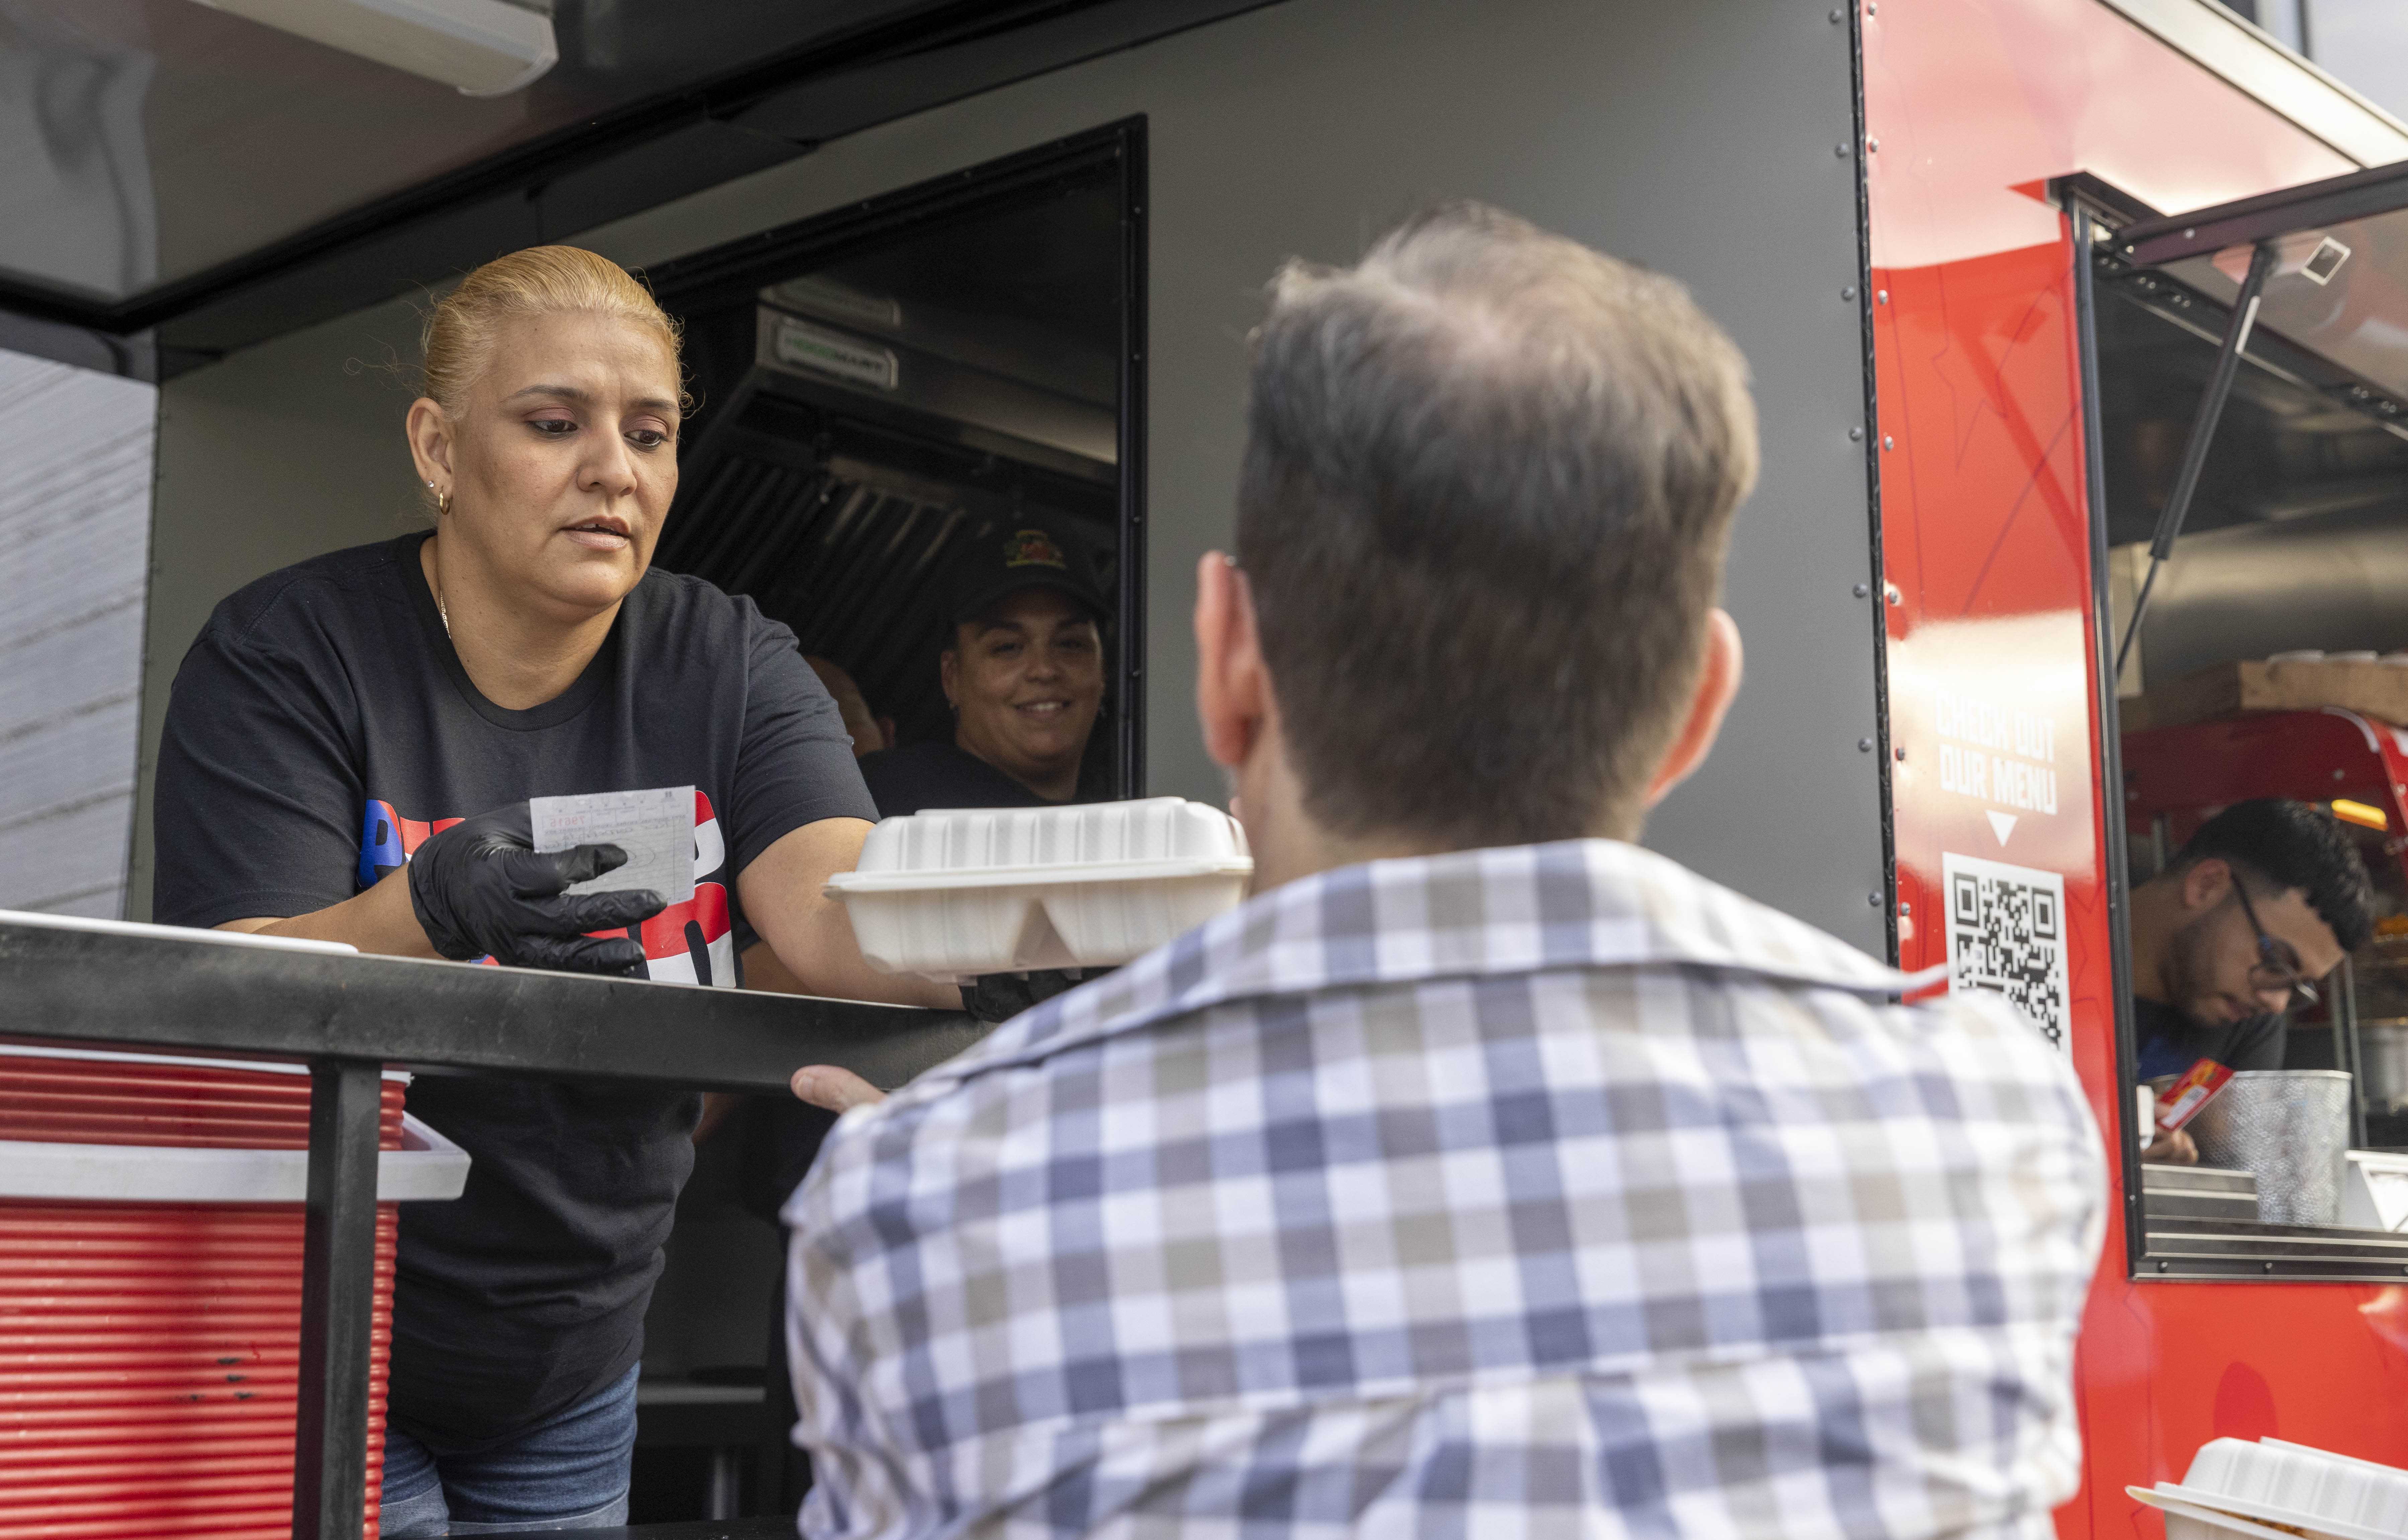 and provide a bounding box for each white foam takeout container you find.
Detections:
[825,797,1253,981]
[2128,1436,2408,1540]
